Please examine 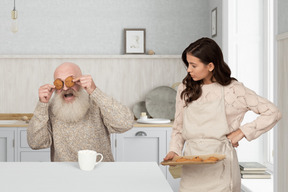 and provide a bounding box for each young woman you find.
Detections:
[164,37,281,192]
